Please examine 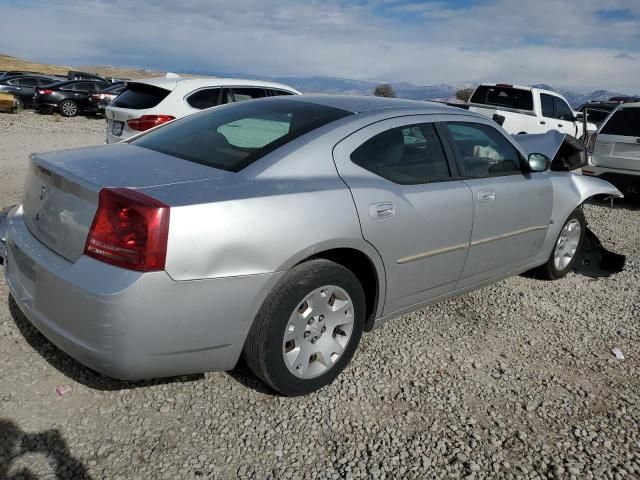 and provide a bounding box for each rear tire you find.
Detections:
[243,259,365,396]
[538,207,586,280]
[59,100,79,117]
